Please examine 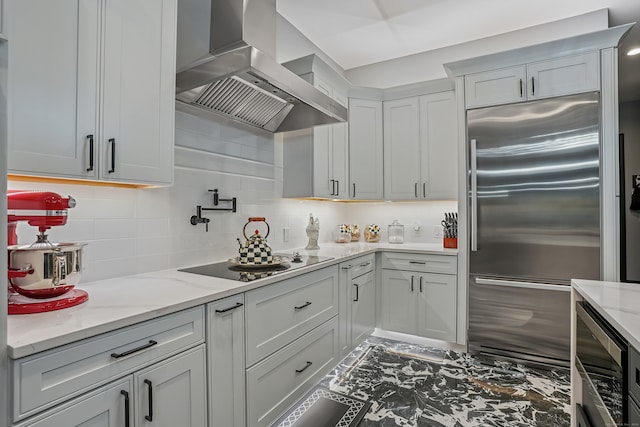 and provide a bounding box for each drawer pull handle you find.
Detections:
[409,261,426,265]
[360,262,372,267]
[353,283,360,302]
[121,390,130,427]
[144,379,154,421]
[111,340,158,359]
[637,367,639,386]
[341,265,353,270]
[294,301,312,311]
[215,302,243,313]
[295,361,313,373]
[411,275,414,292]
